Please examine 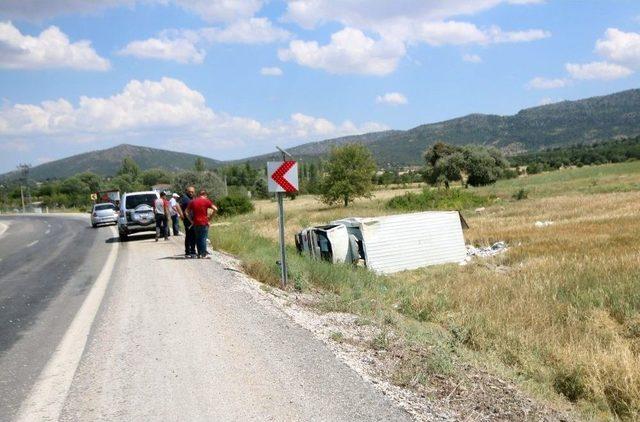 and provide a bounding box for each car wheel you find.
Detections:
[119,233,128,242]
[92,223,98,228]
